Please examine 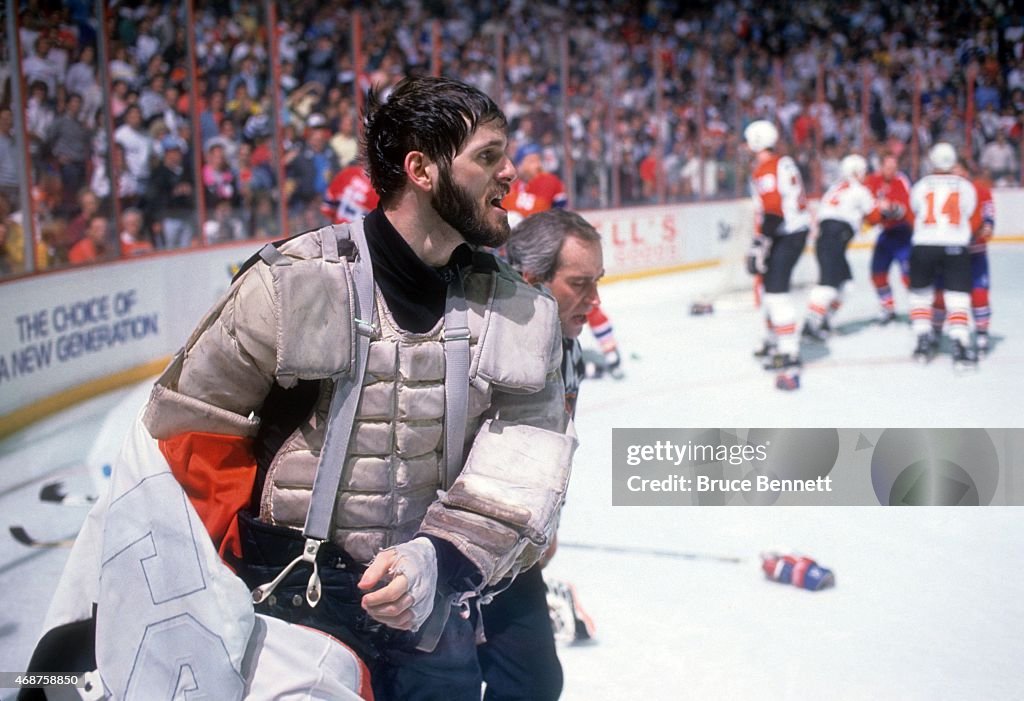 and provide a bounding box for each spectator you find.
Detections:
[110,79,132,121]
[0,217,12,276]
[681,146,720,199]
[201,140,237,208]
[328,111,359,167]
[22,35,62,98]
[62,188,102,259]
[139,73,170,122]
[25,81,55,164]
[118,207,154,257]
[286,113,339,211]
[114,104,155,191]
[0,107,19,205]
[235,140,275,216]
[91,142,145,209]
[68,215,112,265]
[979,130,1018,185]
[145,136,195,249]
[199,89,226,143]
[47,93,93,216]
[65,44,103,128]
[203,199,246,243]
